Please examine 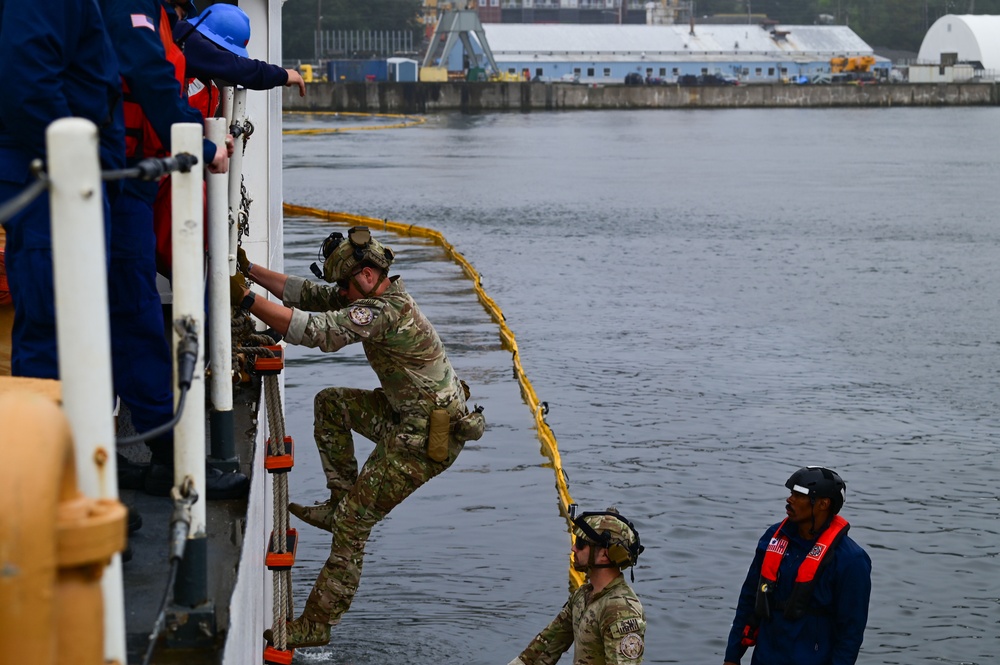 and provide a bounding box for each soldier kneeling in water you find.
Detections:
[510,507,646,664]
[232,226,485,647]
